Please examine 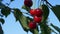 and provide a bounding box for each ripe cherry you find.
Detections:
[30,8,43,16]
[29,22,36,29]
[34,16,42,23]
[35,8,43,17]
[30,9,35,16]
[24,0,33,7]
